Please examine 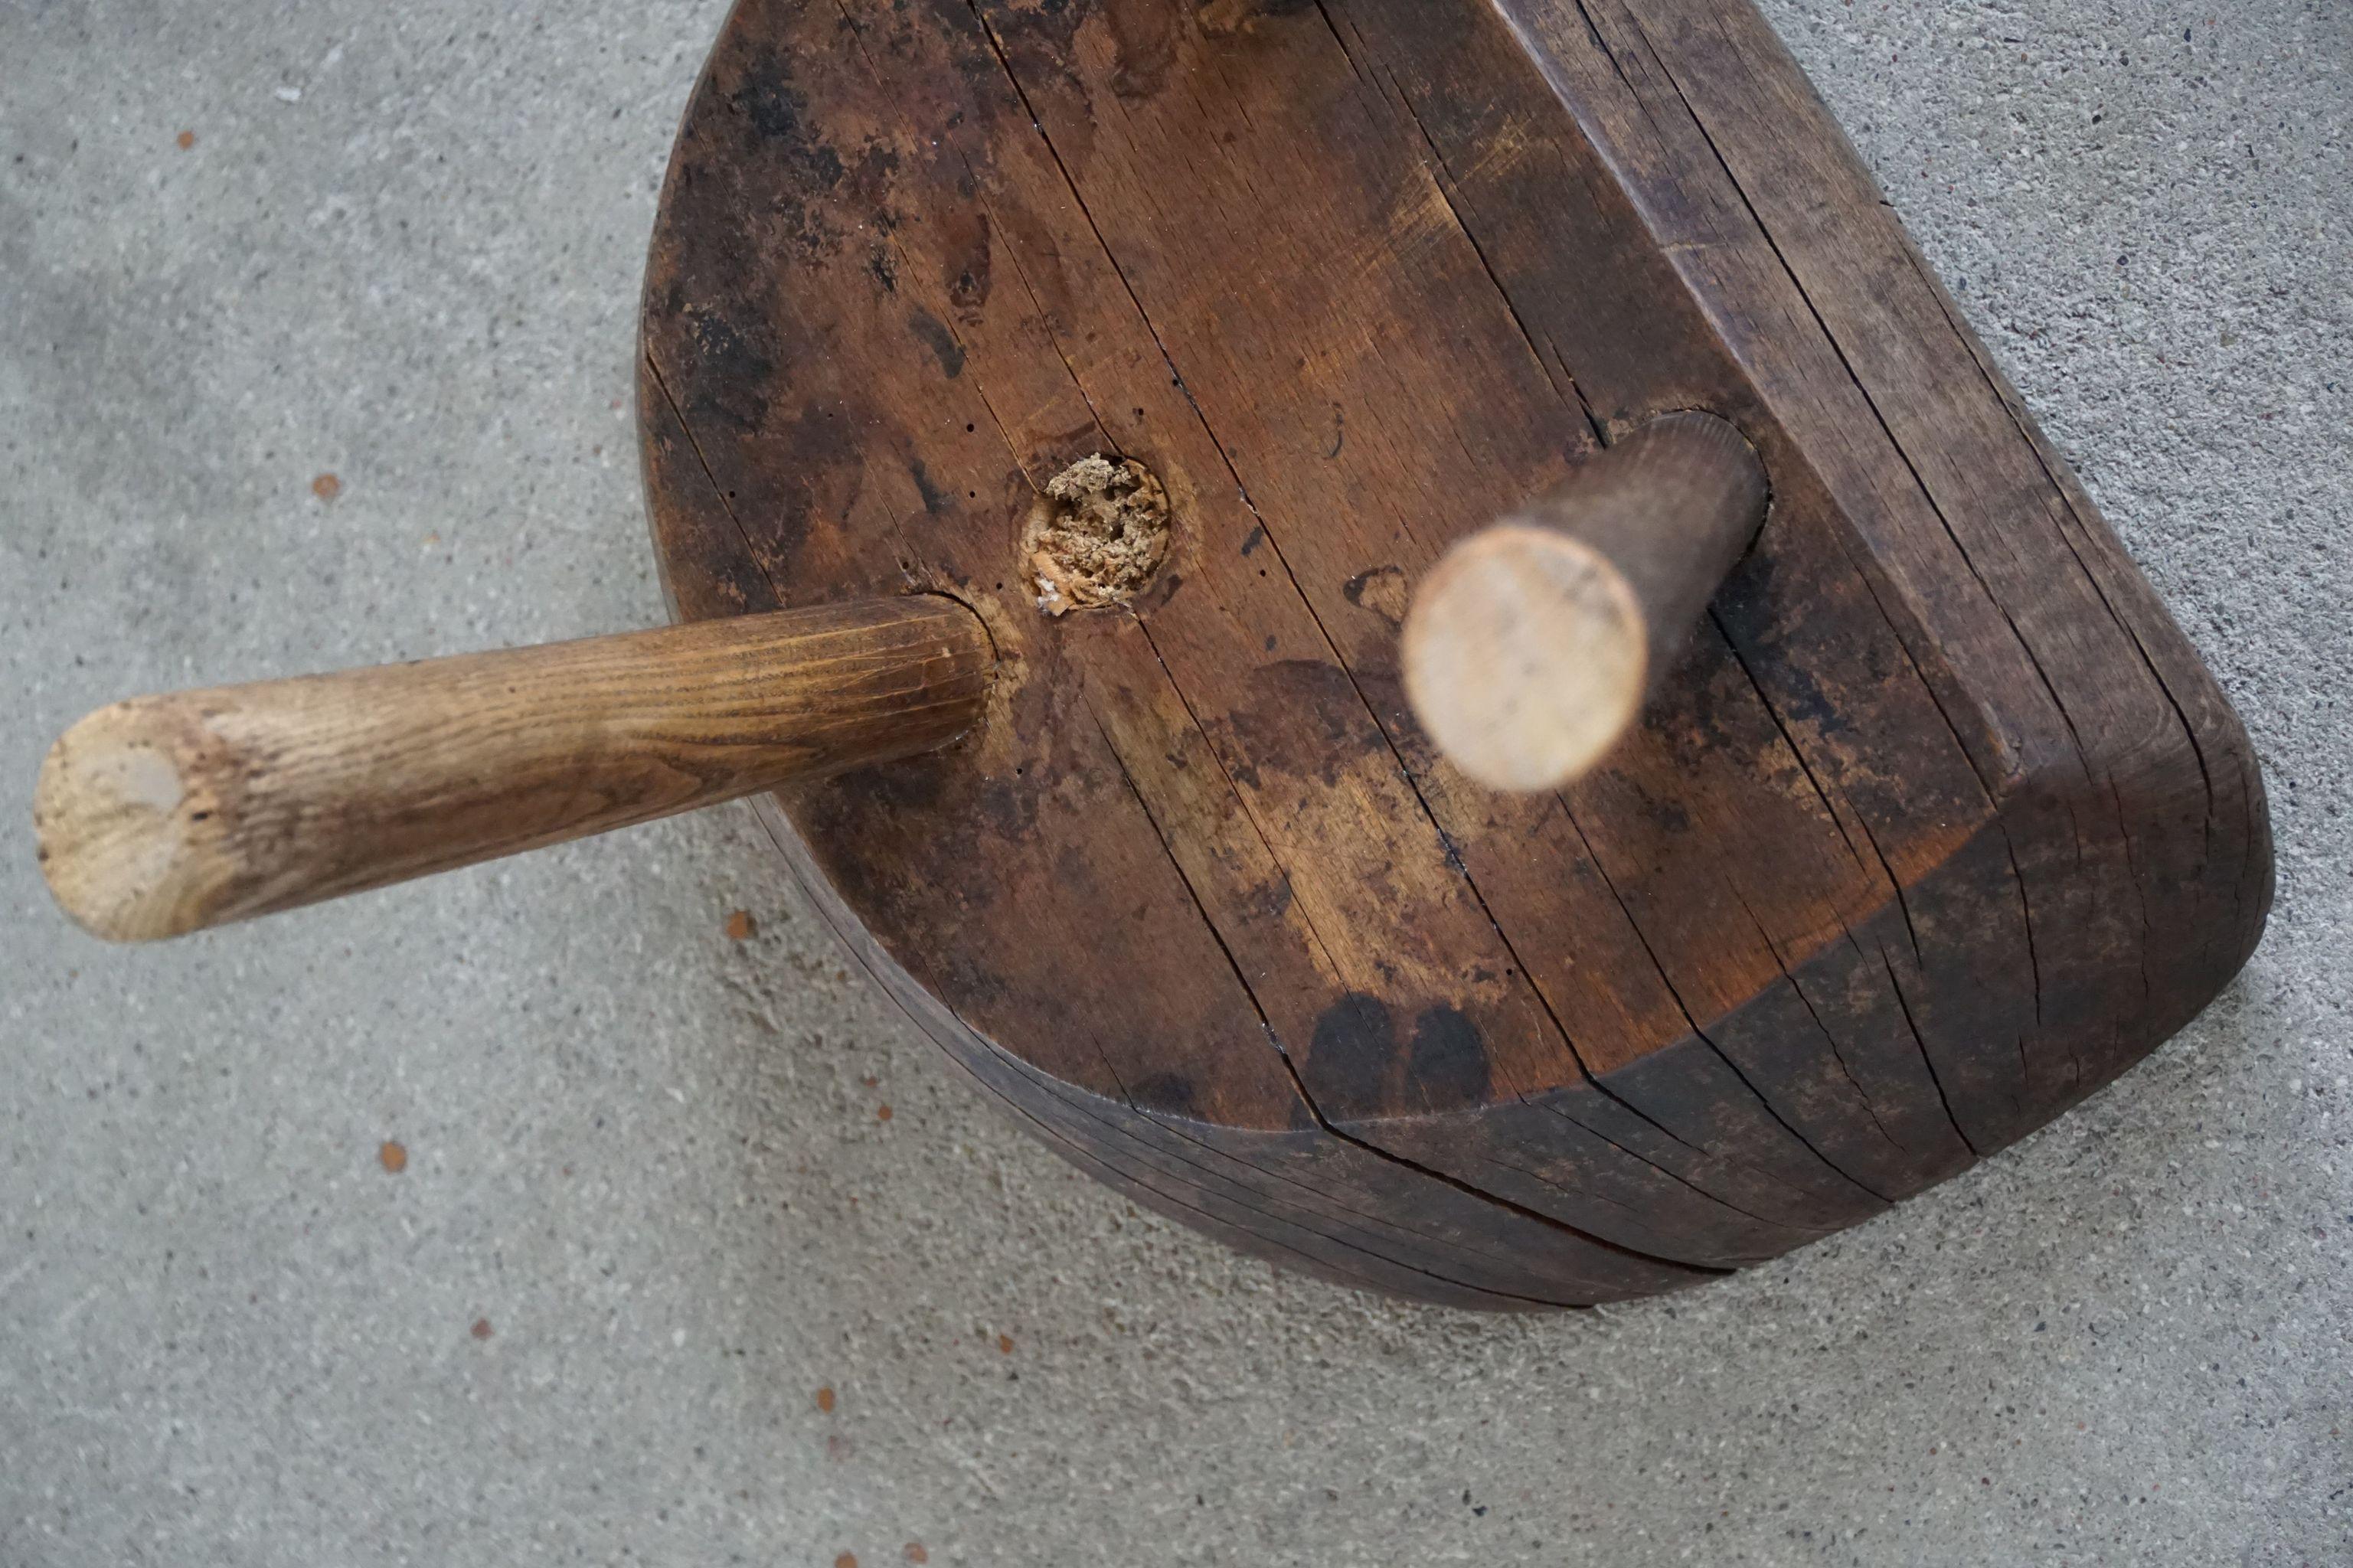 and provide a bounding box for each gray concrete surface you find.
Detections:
[2,1,2346,1562]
